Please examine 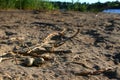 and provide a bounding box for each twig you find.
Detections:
[13,50,72,57]
[71,61,92,69]
[72,67,114,76]
[54,29,80,47]
[0,57,13,62]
